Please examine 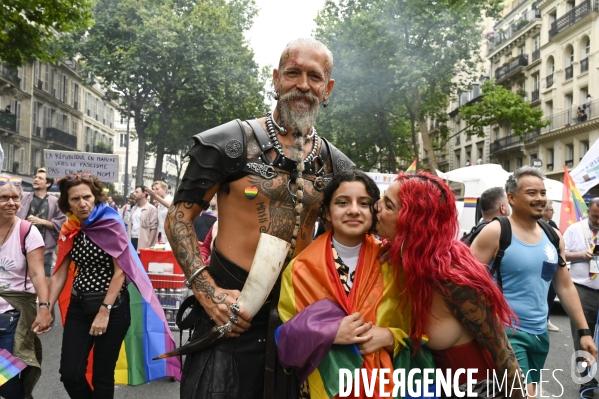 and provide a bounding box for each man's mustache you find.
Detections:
[280,90,320,106]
